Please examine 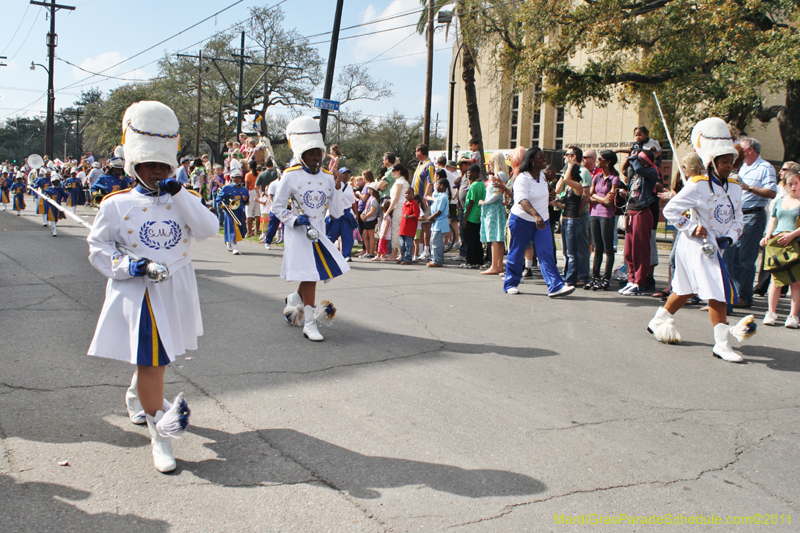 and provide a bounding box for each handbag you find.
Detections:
[763,217,800,272]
